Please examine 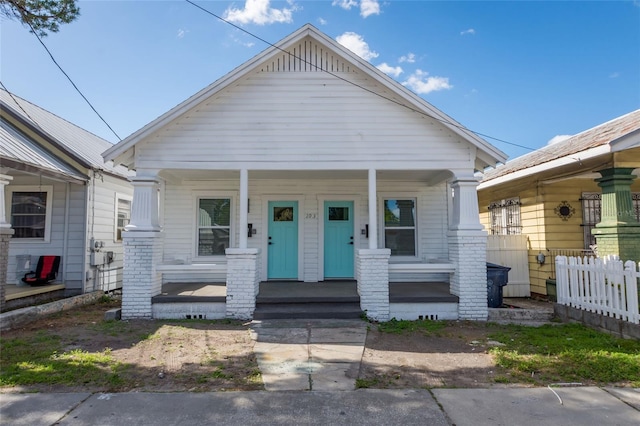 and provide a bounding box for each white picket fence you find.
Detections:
[555,255,640,324]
